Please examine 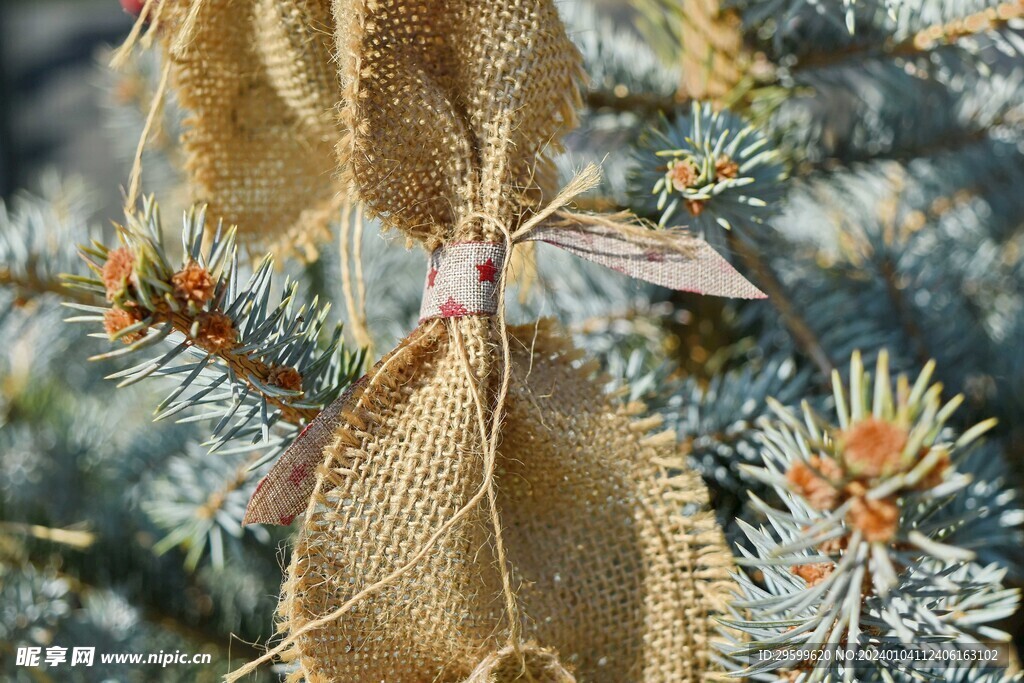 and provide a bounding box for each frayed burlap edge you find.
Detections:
[270,318,735,682]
